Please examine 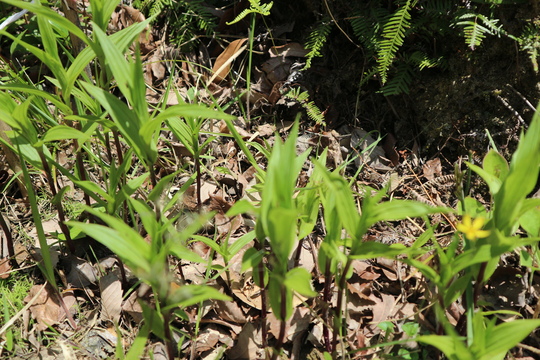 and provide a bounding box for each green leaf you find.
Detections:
[479,319,540,360]
[67,210,152,276]
[268,276,292,321]
[166,284,231,309]
[241,247,264,272]
[493,107,540,235]
[283,267,317,297]
[367,200,450,226]
[483,149,509,181]
[519,206,540,236]
[41,125,87,143]
[417,335,472,360]
[467,162,502,195]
